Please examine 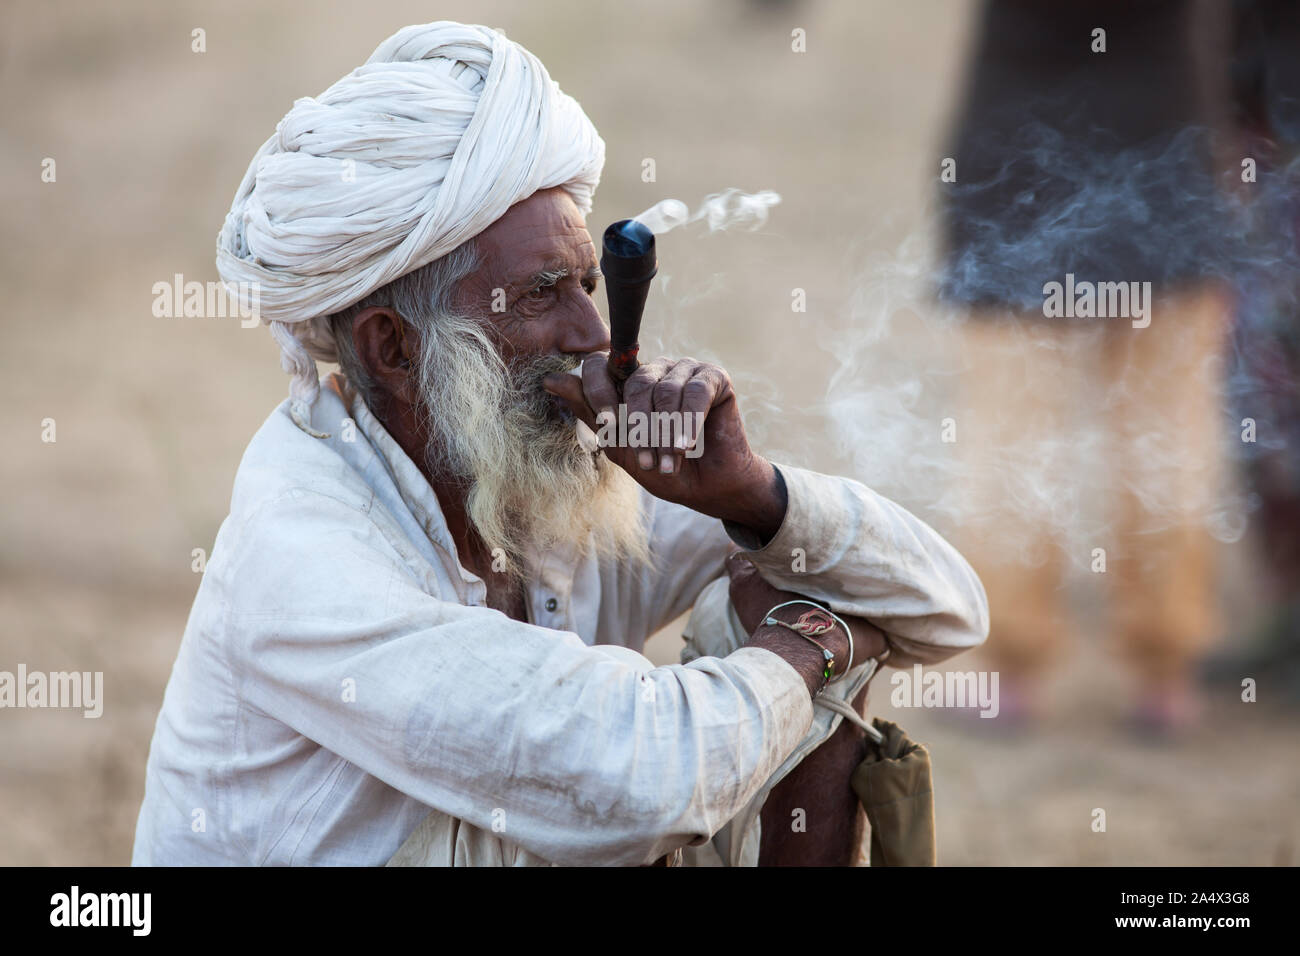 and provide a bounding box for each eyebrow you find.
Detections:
[517,261,602,290]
